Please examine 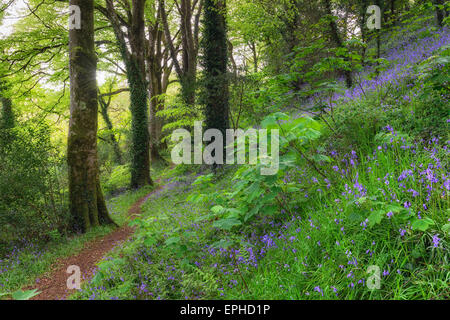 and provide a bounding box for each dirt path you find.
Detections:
[27,185,162,300]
